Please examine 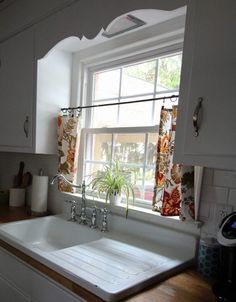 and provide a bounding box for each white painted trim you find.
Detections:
[82,126,158,134]
[86,43,183,73]
[194,166,204,221]
[75,15,185,63]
